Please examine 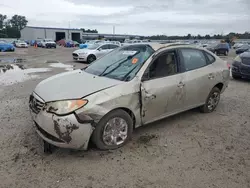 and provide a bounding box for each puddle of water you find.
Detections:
[0,58,26,64]
[0,64,51,86]
[48,62,75,71]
